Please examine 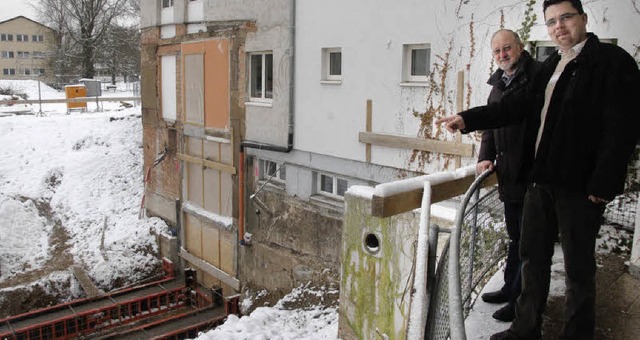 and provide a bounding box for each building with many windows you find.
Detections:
[0,16,55,83]
[139,0,640,305]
